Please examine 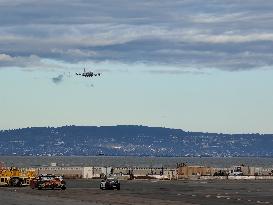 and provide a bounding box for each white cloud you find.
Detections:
[51,48,97,58]
[0,53,13,61]
[191,33,273,44]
